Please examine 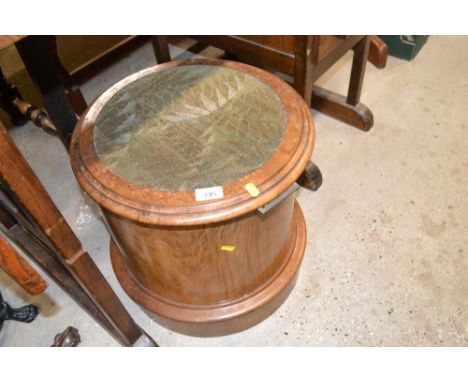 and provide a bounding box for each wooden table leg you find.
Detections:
[311,37,374,131]
[15,36,79,149]
[0,67,26,126]
[1,66,58,135]
[0,122,157,346]
[347,36,371,106]
[44,36,87,116]
[152,36,171,63]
